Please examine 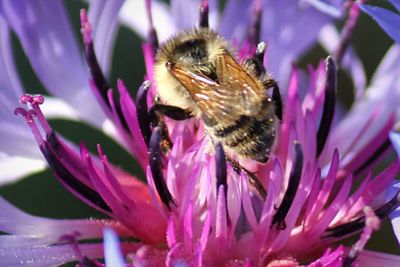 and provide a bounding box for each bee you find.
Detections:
[153,28,281,164]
